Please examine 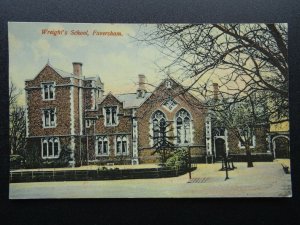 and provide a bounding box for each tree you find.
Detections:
[9,81,26,155]
[209,92,269,167]
[136,24,288,123]
[150,119,176,164]
[10,105,26,155]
